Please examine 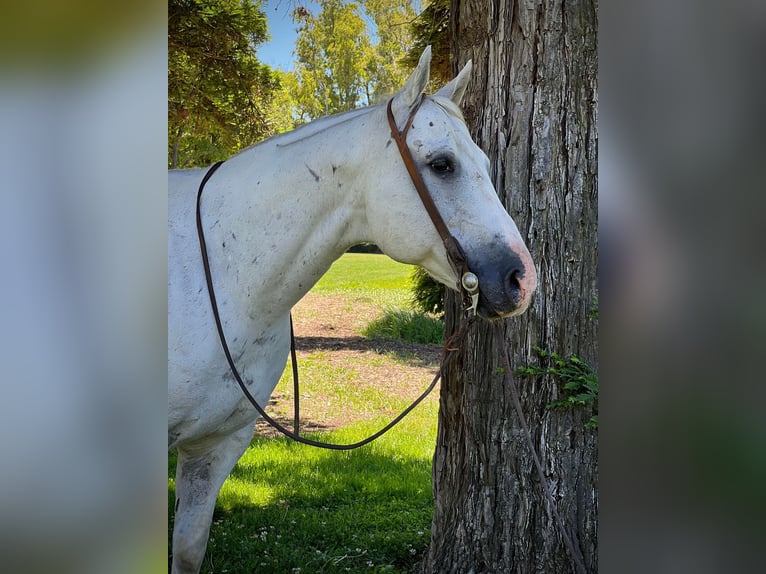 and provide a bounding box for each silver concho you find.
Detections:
[461,271,480,316]
[461,272,479,293]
